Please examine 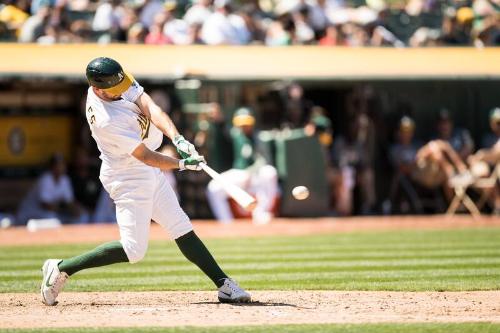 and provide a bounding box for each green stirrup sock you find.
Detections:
[58,241,129,276]
[175,231,228,288]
